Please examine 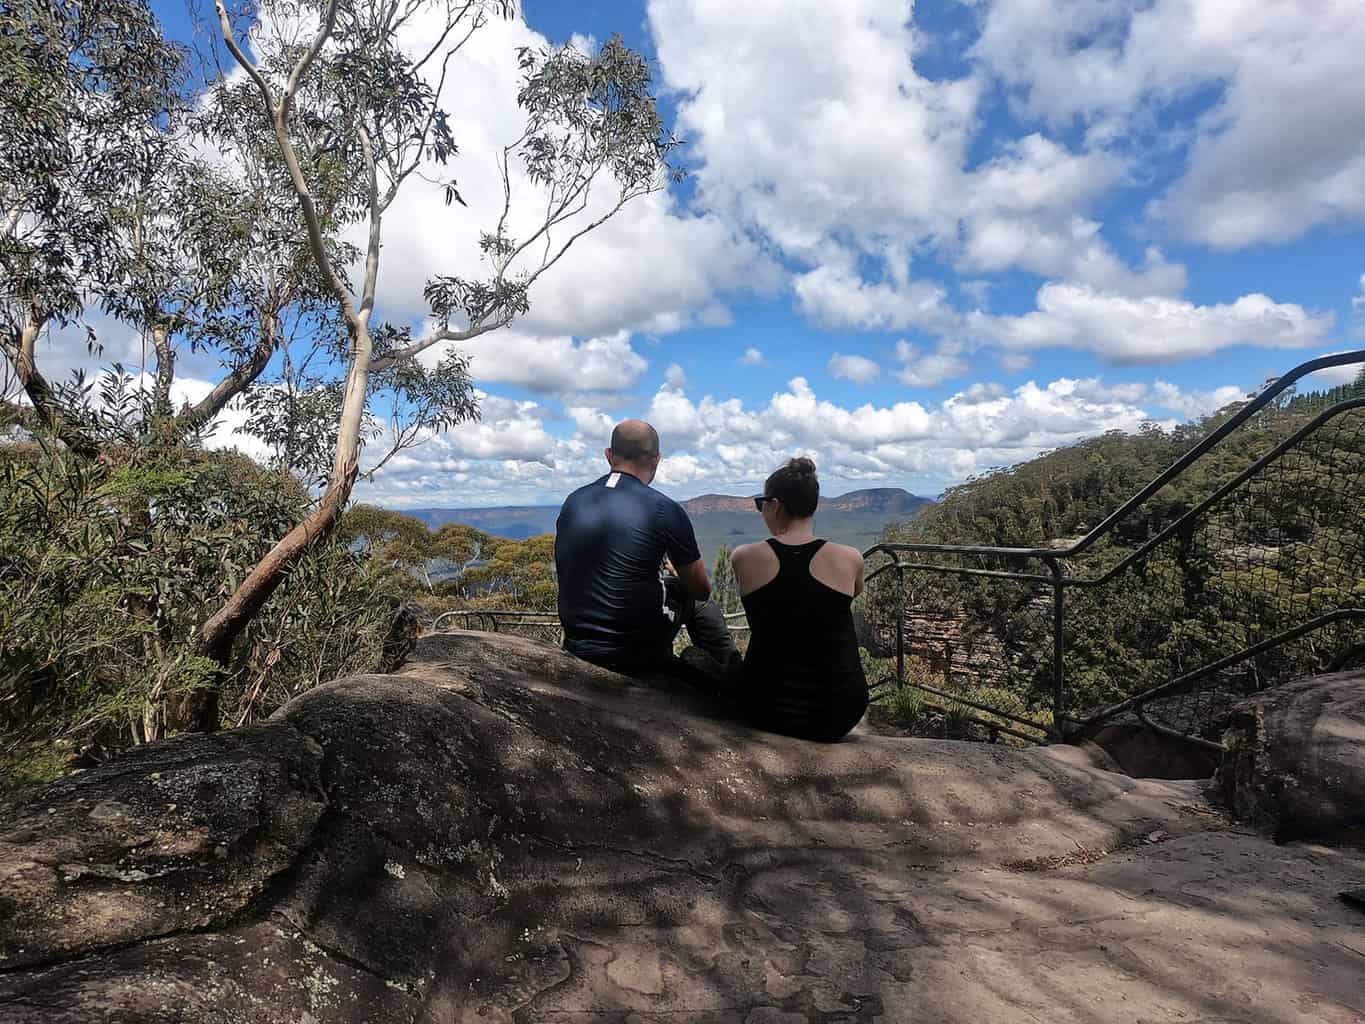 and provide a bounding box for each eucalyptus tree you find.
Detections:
[0,0,336,456]
[204,0,680,672]
[102,144,259,435]
[125,71,351,445]
[0,0,183,455]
